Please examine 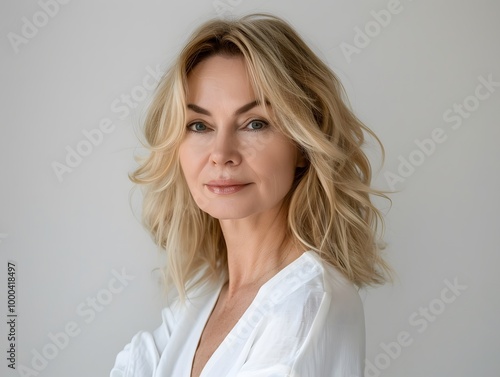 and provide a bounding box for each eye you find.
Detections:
[245,119,268,131]
[187,122,208,132]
